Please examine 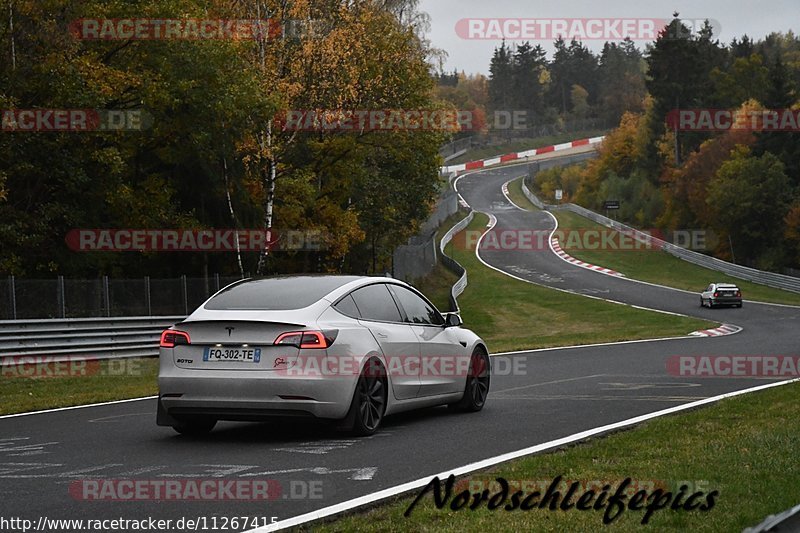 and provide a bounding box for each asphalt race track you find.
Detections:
[2,158,799,531]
